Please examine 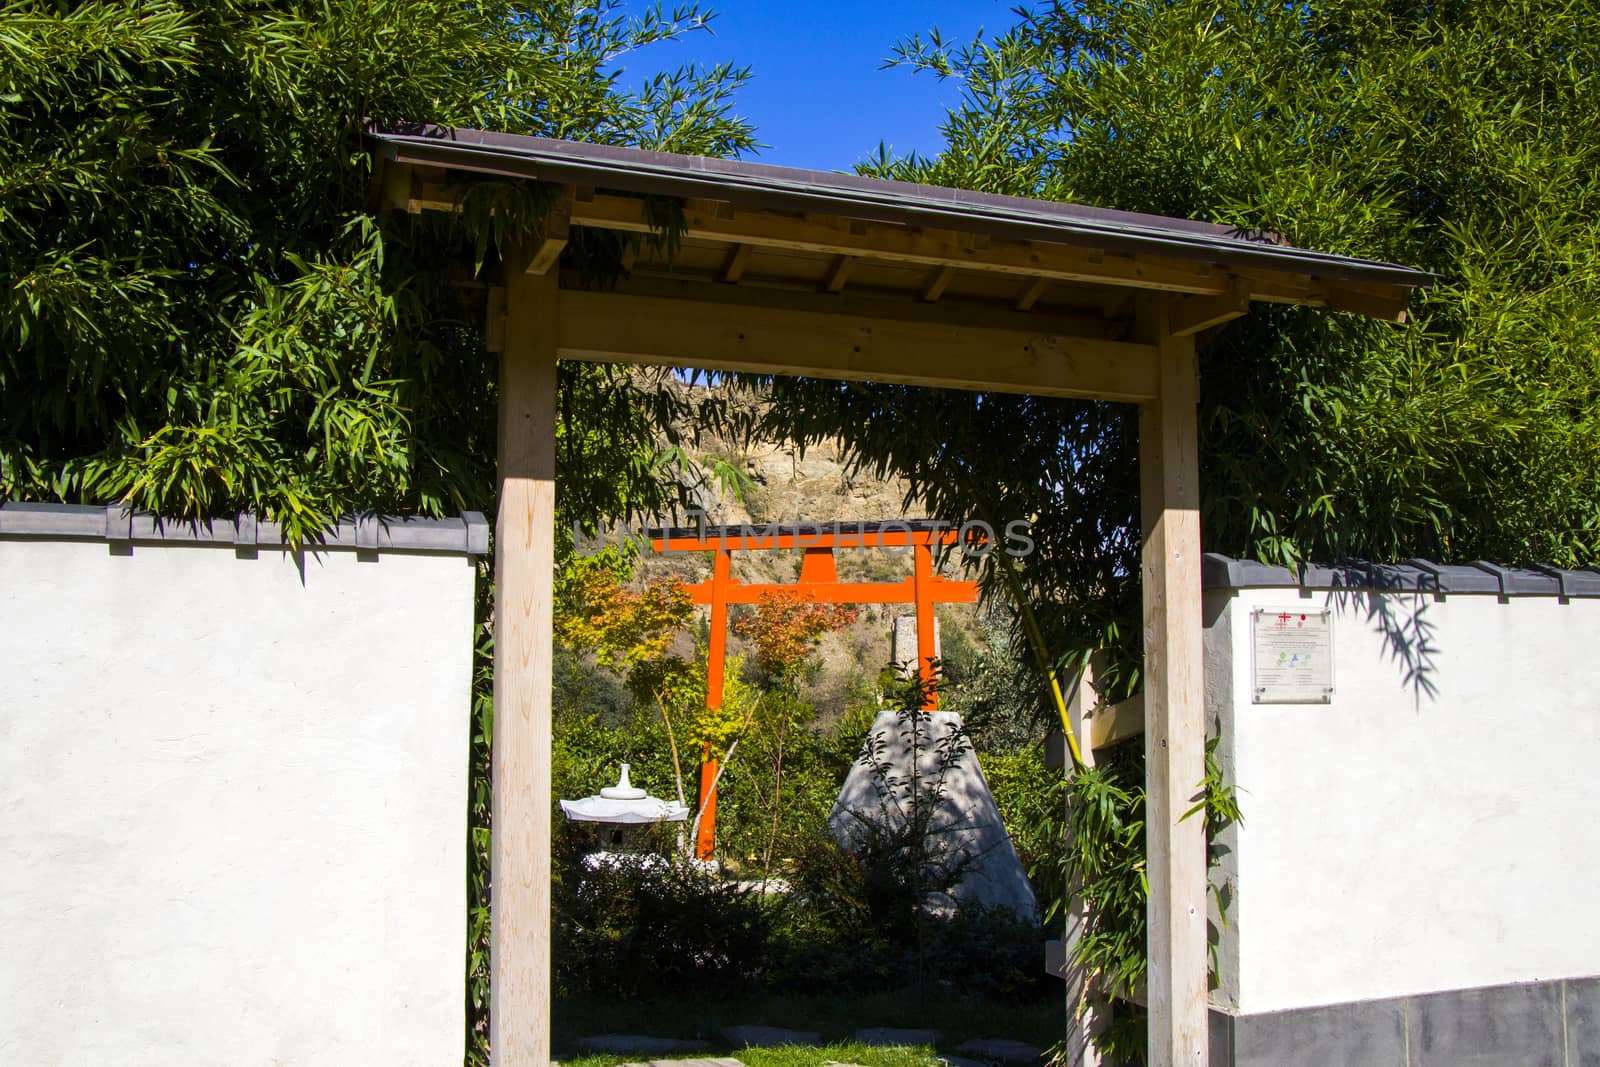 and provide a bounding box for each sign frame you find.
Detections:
[1250,607,1335,704]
